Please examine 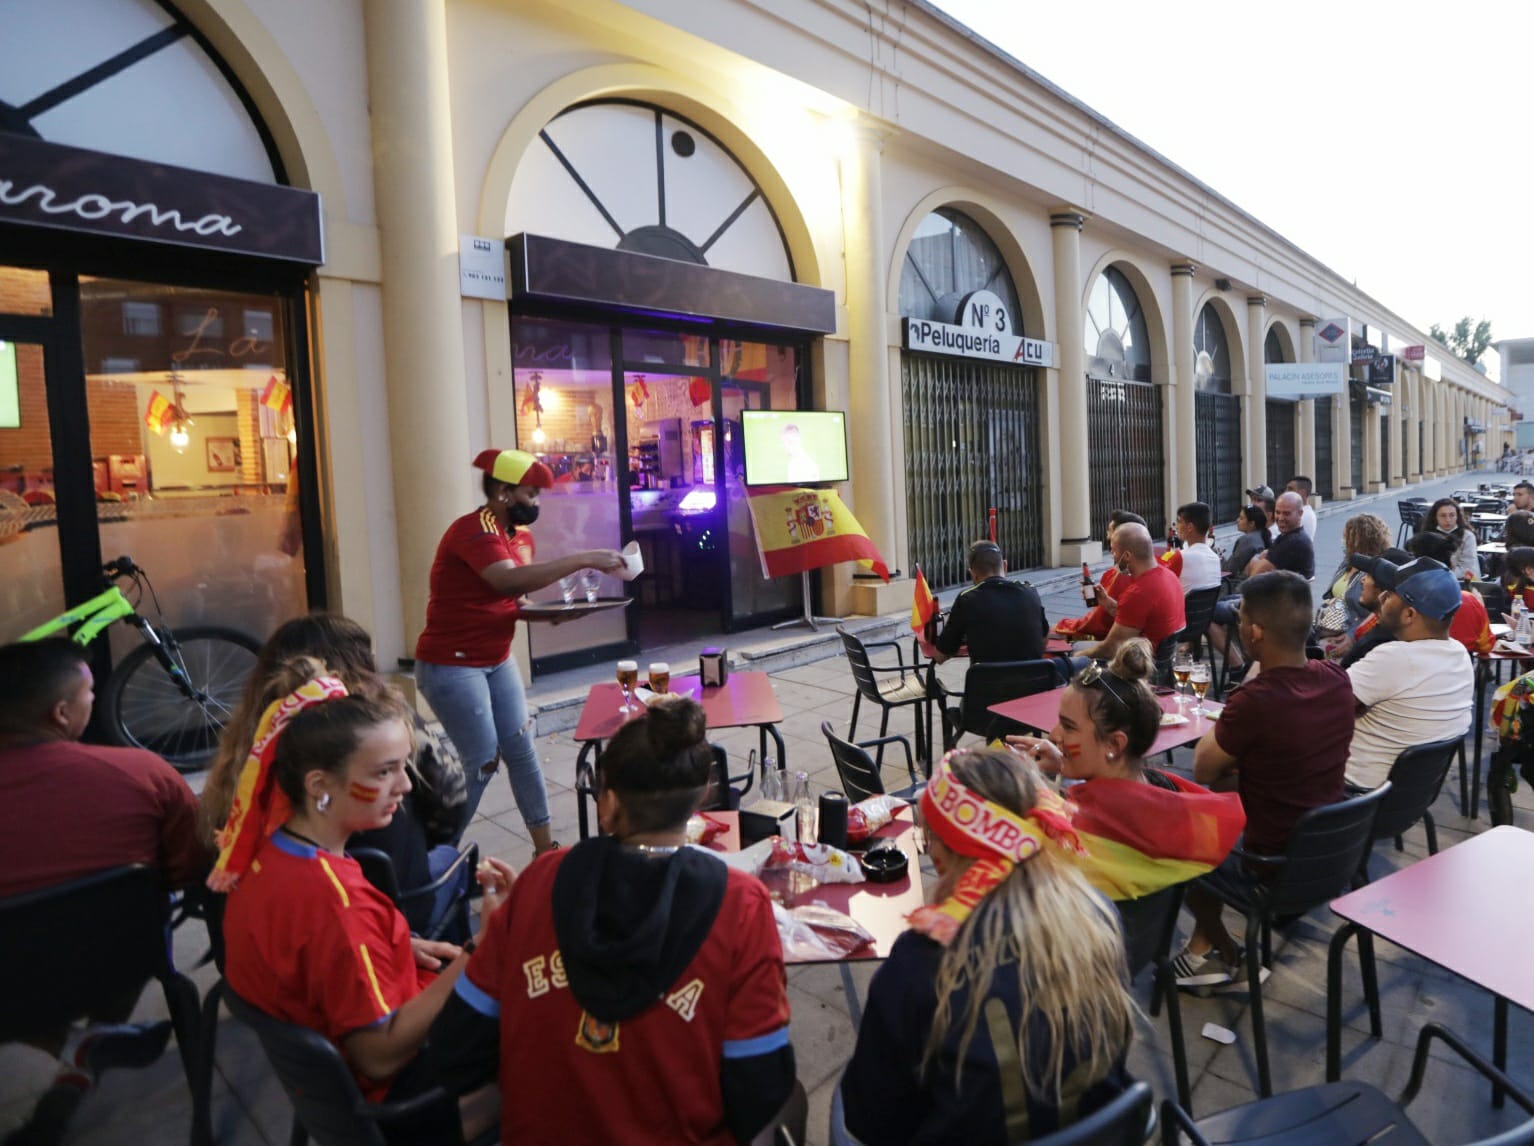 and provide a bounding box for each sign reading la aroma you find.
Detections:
[903,289,1055,368]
